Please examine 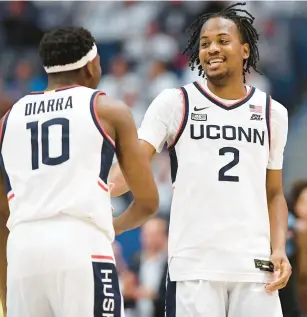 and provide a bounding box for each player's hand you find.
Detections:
[265,250,292,292]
